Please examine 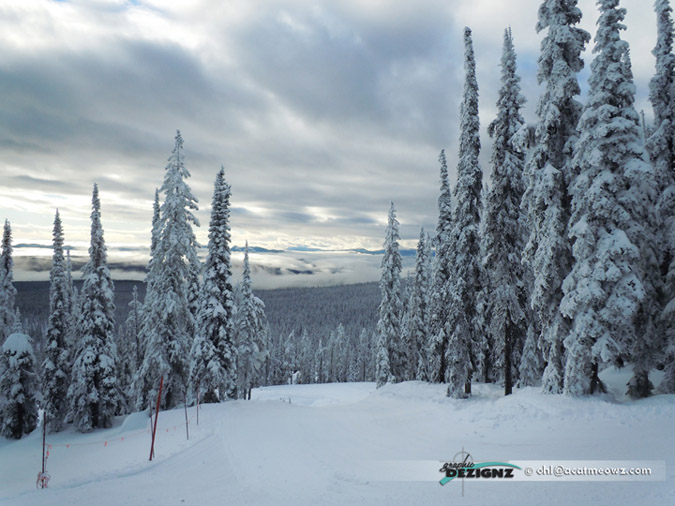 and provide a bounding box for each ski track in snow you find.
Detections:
[1,379,674,506]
